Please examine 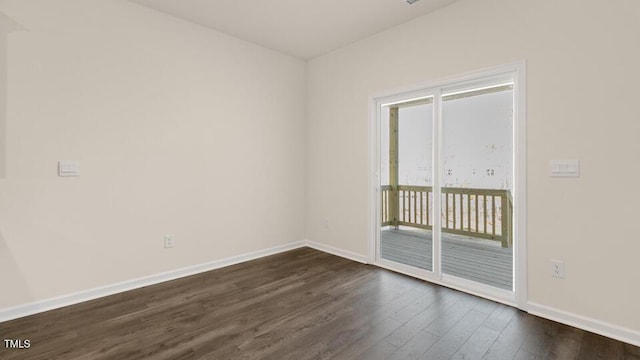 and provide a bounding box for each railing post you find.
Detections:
[389,106,399,229]
[508,191,513,247]
[500,191,511,248]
